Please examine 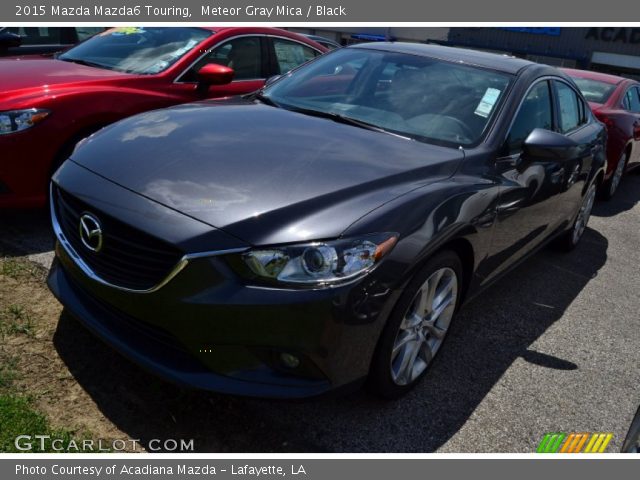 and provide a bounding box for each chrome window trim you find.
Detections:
[554,78,591,135]
[621,84,640,113]
[502,76,591,155]
[50,184,248,294]
[173,33,323,84]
